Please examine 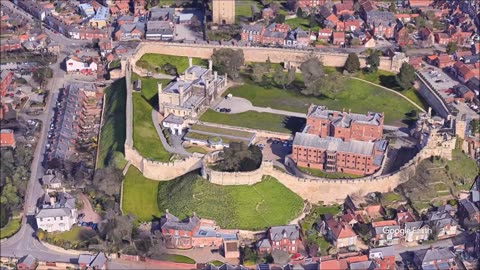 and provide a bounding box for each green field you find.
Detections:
[0,218,21,239]
[225,78,419,126]
[96,79,127,169]
[190,124,254,138]
[122,168,303,229]
[136,54,207,73]
[200,109,305,134]
[285,17,319,31]
[132,92,171,162]
[157,174,303,230]
[235,0,262,23]
[44,226,92,249]
[158,254,195,264]
[298,167,363,179]
[131,73,172,106]
[185,131,248,144]
[184,145,209,154]
[122,167,162,221]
